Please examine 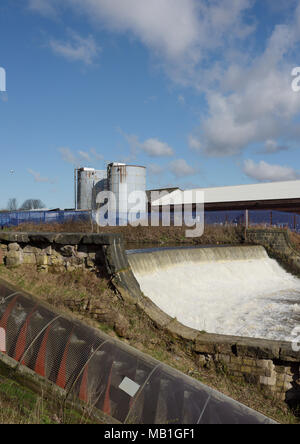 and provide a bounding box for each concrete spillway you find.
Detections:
[127,245,300,342]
